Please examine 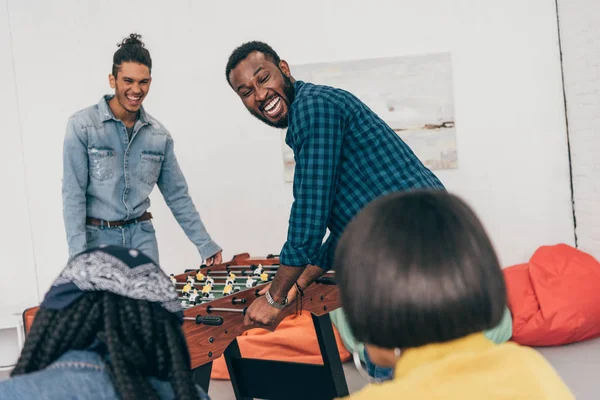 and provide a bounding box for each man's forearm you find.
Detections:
[296,264,328,290]
[269,264,328,303]
[269,264,306,302]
